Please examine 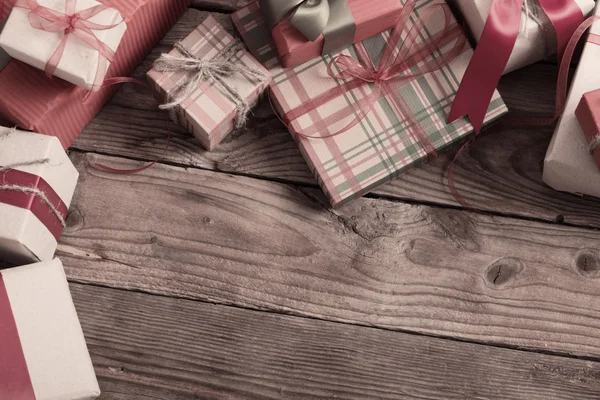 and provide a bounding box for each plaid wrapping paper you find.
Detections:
[232,0,508,208]
[148,16,271,151]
